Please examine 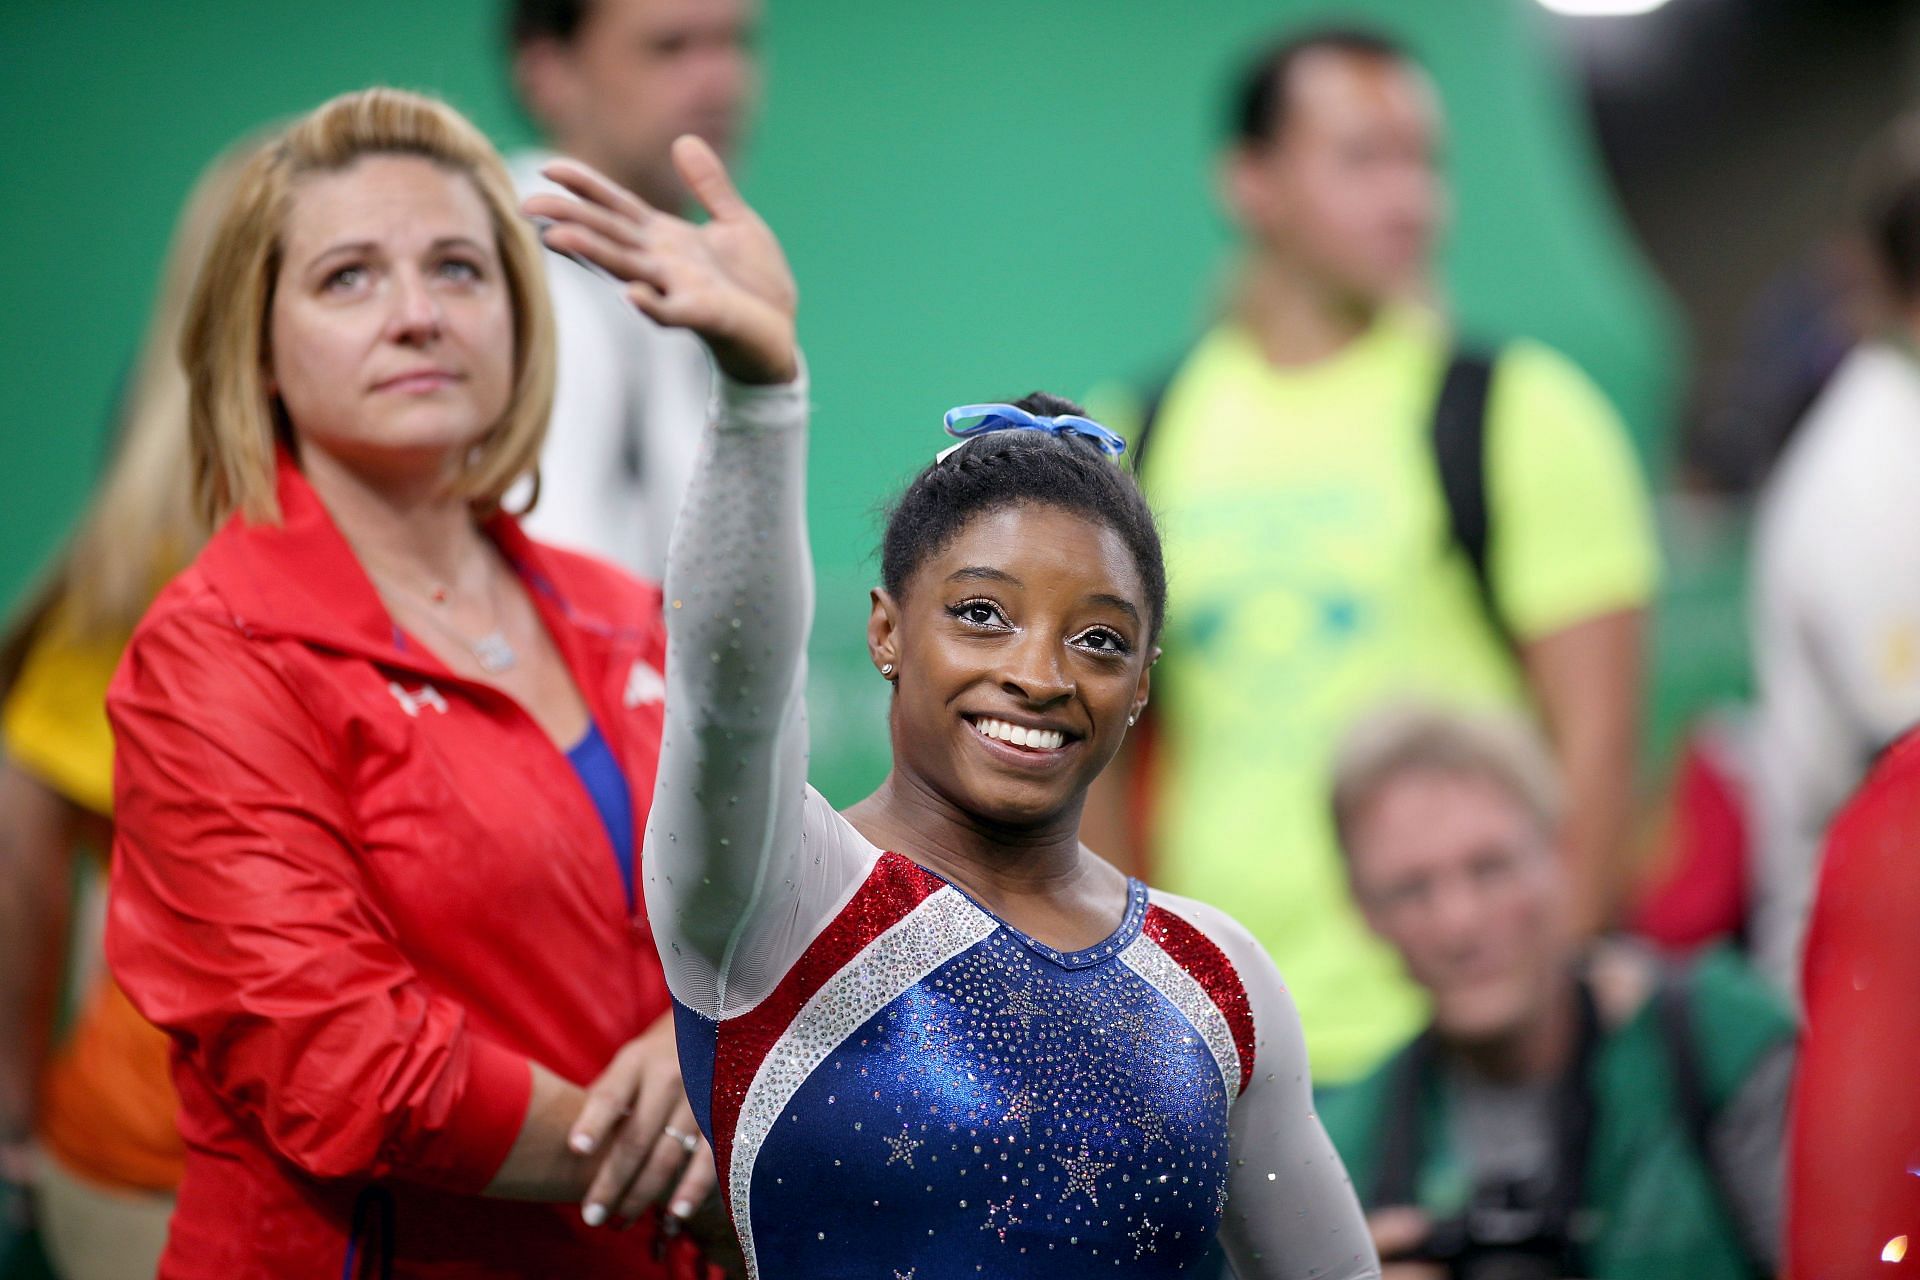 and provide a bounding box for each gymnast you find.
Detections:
[530,135,1381,1280]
